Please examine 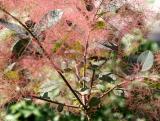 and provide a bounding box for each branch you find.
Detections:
[0,7,87,110]
[93,0,105,22]
[83,30,91,78]
[88,69,95,99]
[29,95,80,109]
[98,81,127,99]
[83,0,105,76]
